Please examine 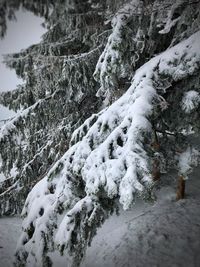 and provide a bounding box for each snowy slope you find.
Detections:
[0,217,22,267]
[81,168,200,267]
[1,166,199,267]
[82,200,200,267]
